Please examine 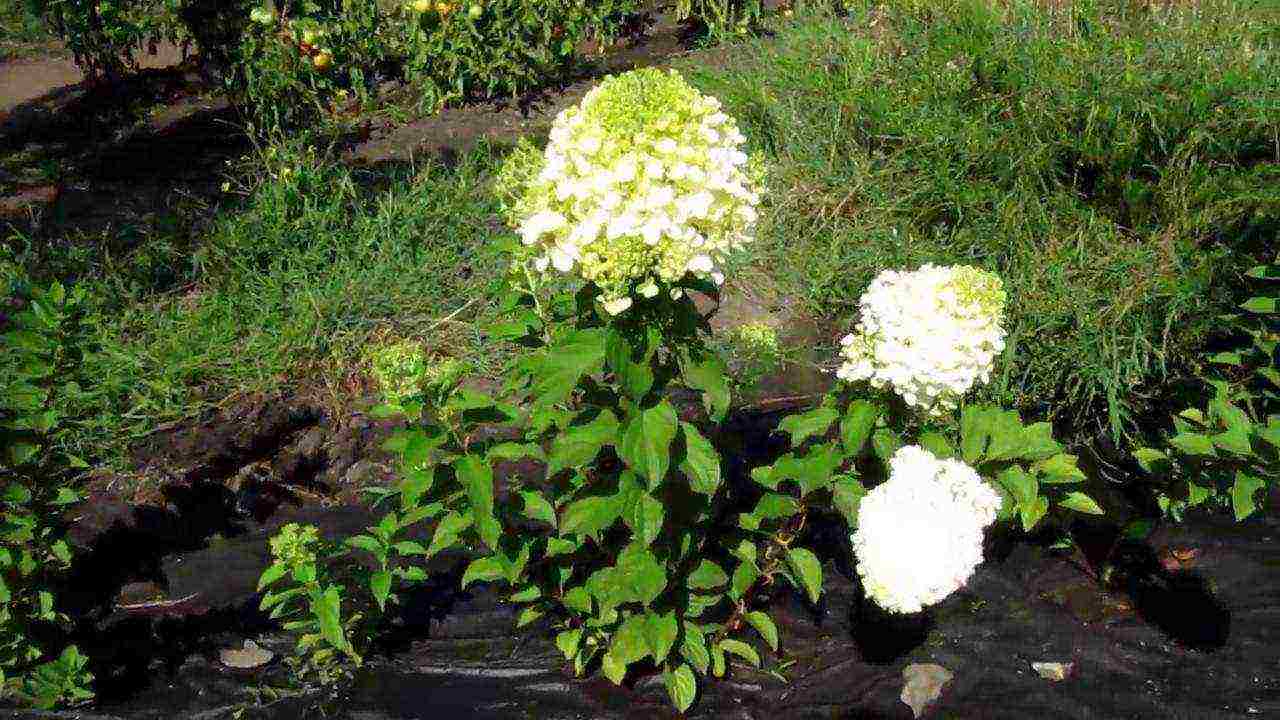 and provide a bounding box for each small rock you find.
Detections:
[901,663,953,718]
[219,639,274,669]
[1030,661,1074,681]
